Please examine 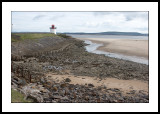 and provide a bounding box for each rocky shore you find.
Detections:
[12,75,149,103]
[11,33,149,103]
